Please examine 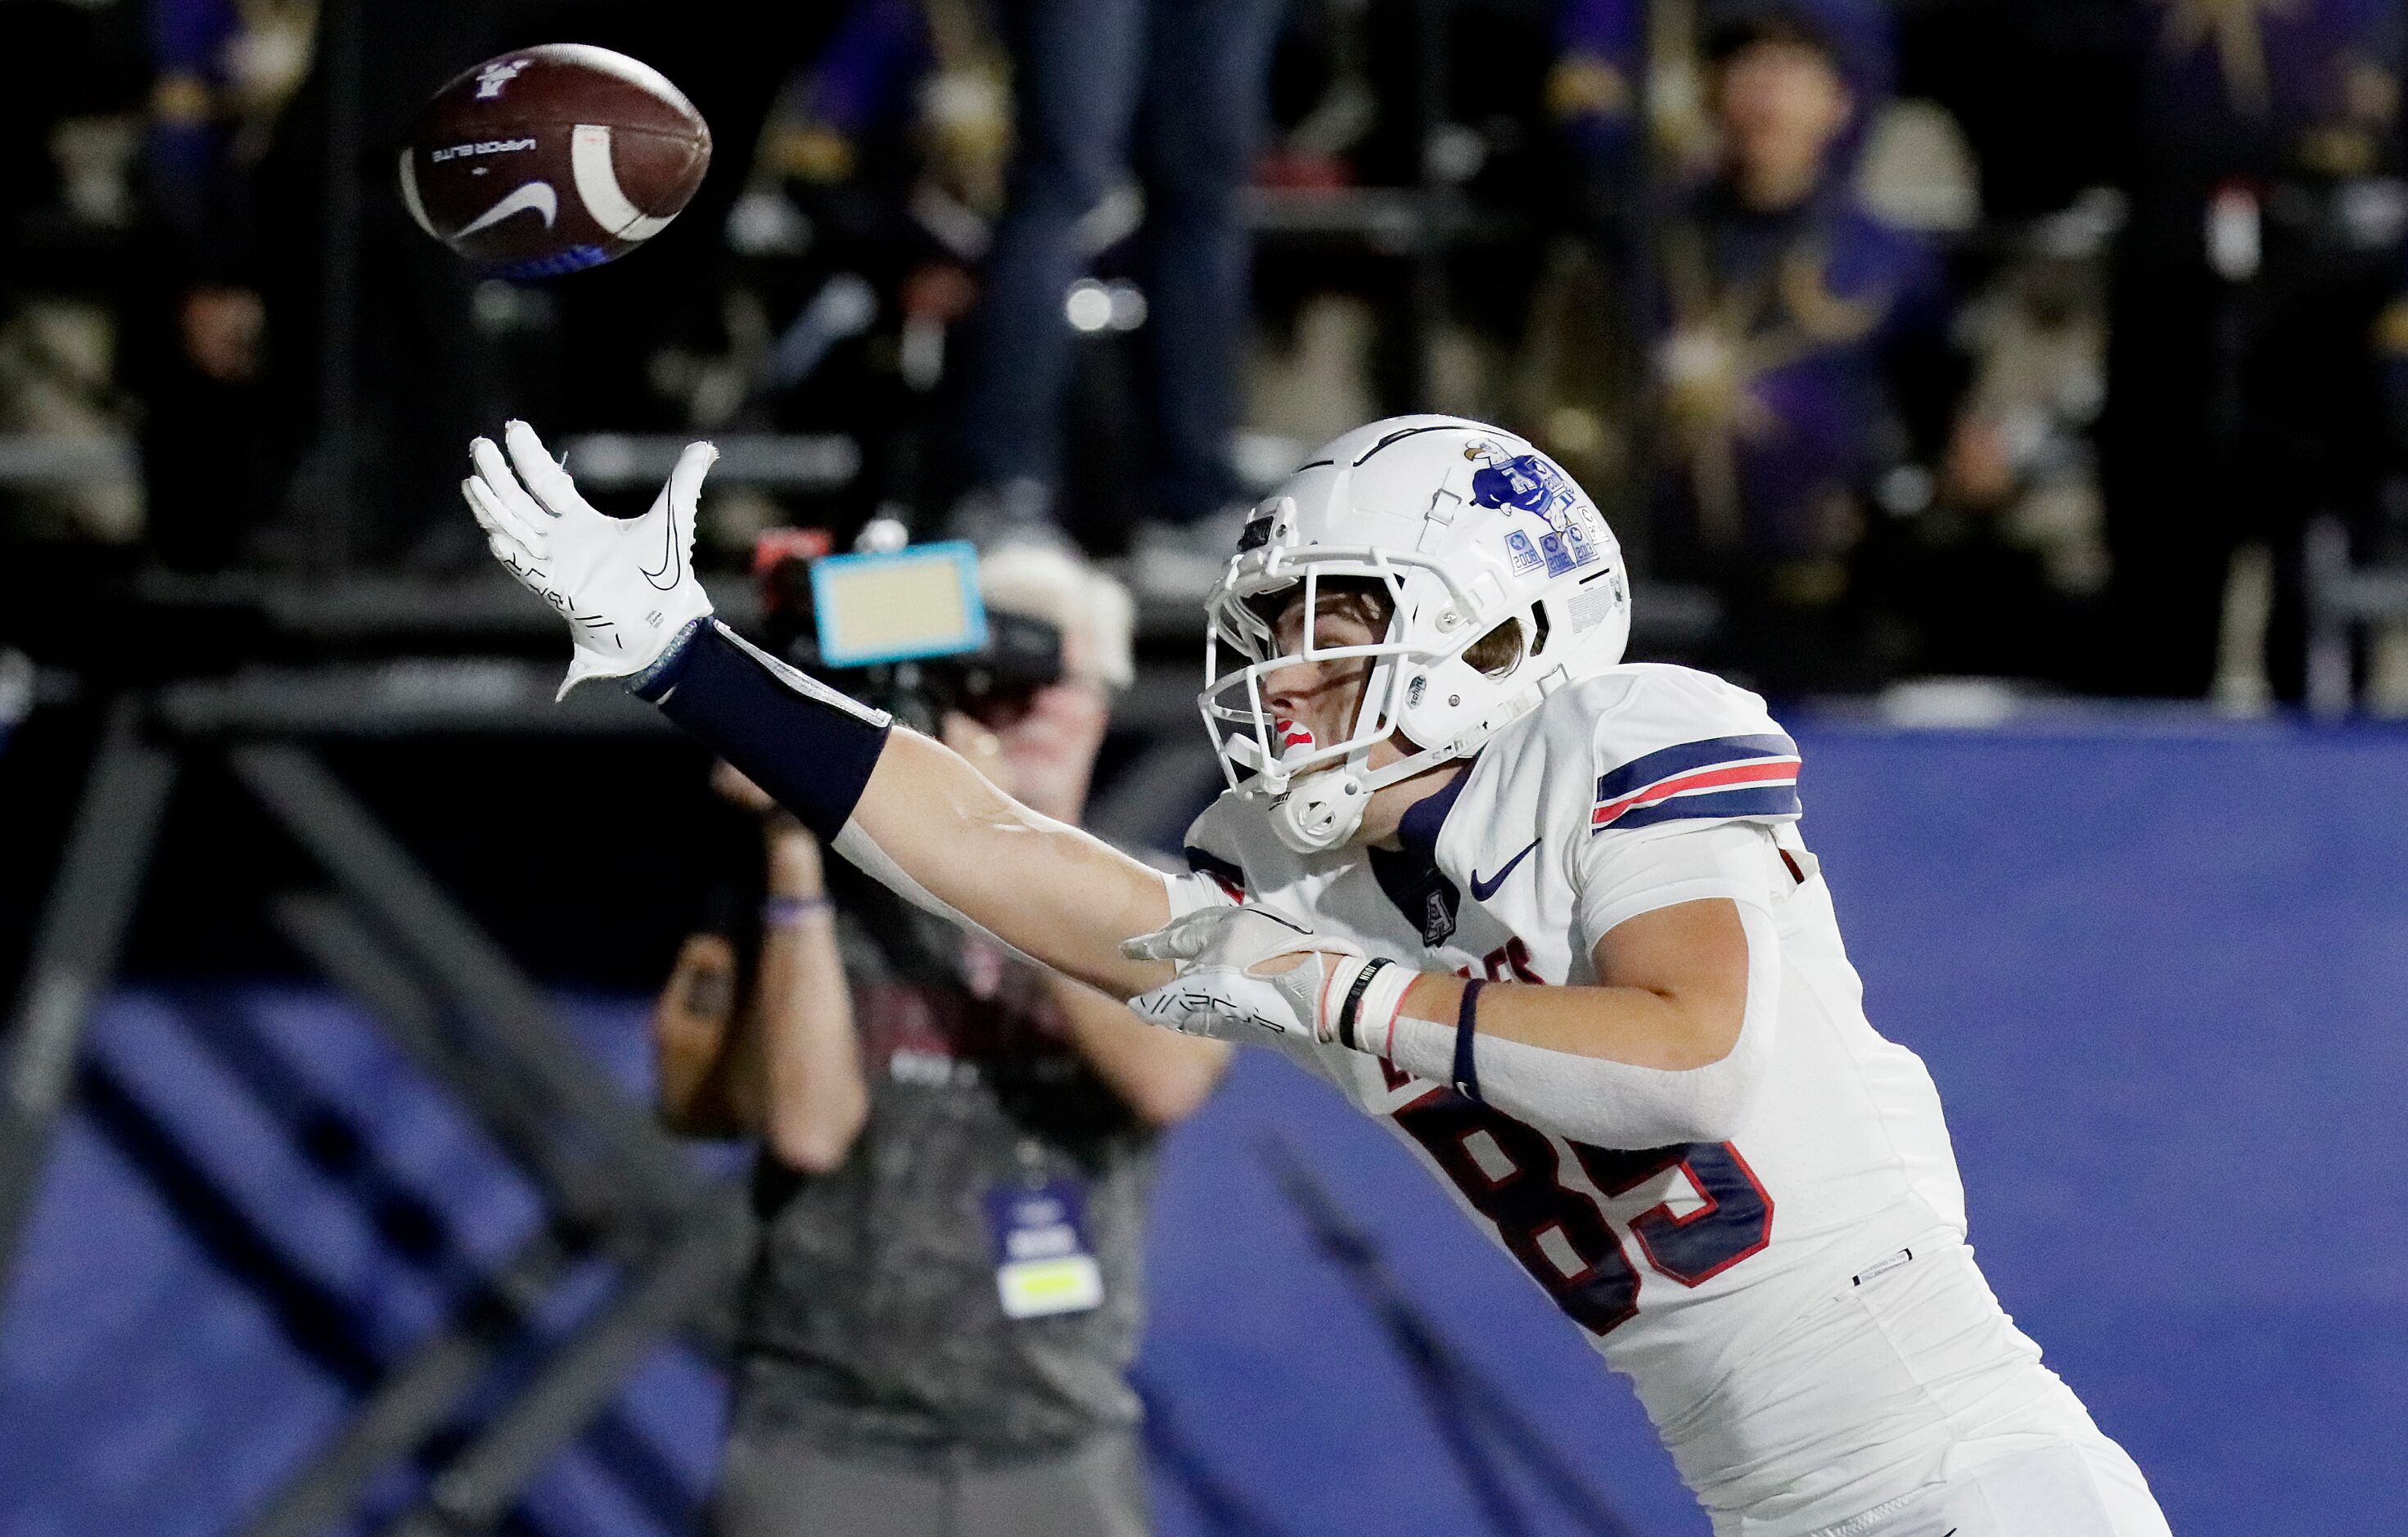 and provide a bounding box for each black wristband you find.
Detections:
[1337,958,1391,1052]
[1453,979,1486,1102]
[634,620,893,841]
